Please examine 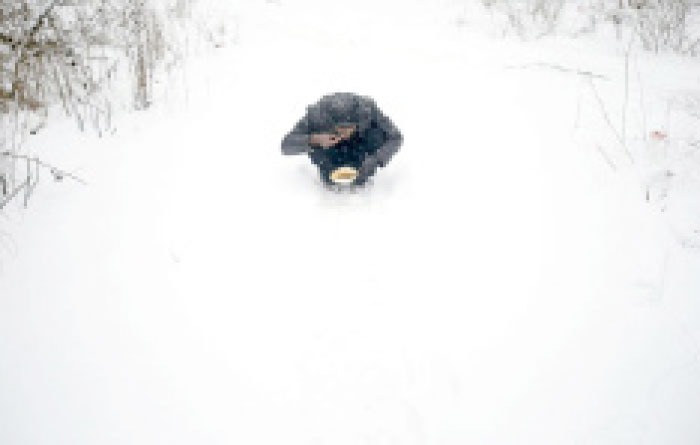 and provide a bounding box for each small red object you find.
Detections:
[650,130,667,141]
